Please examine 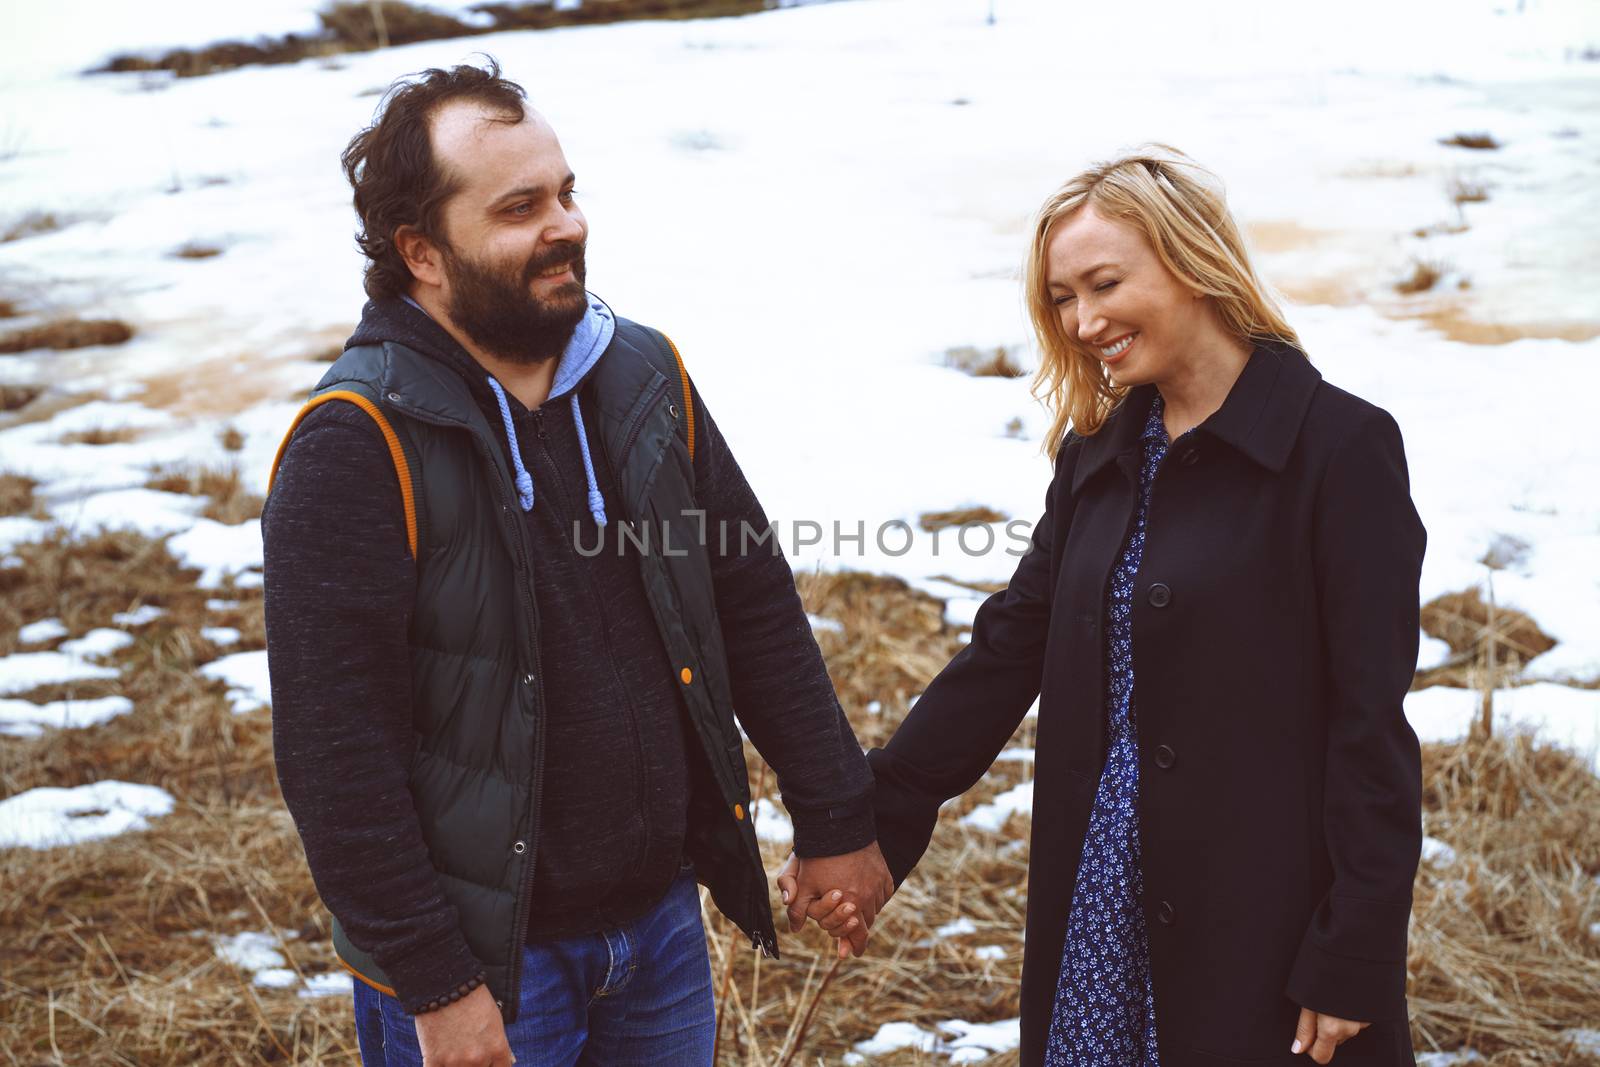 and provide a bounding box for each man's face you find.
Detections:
[428,101,589,364]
